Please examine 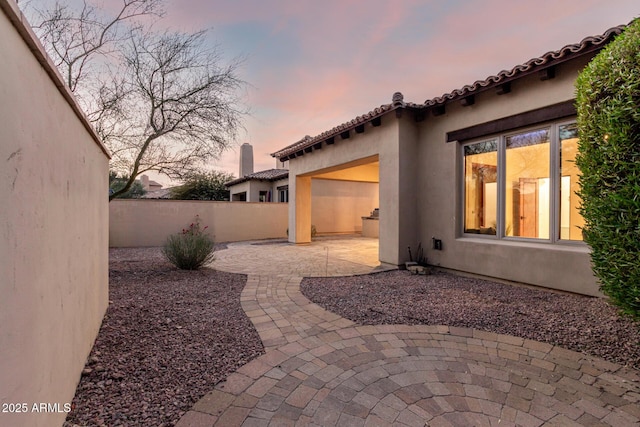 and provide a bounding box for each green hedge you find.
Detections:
[575,19,640,317]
